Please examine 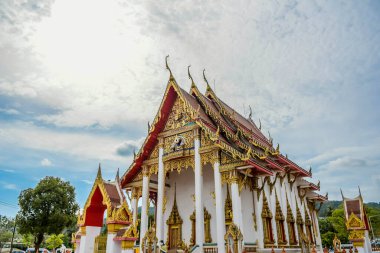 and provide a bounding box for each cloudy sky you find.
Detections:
[1,0,379,216]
